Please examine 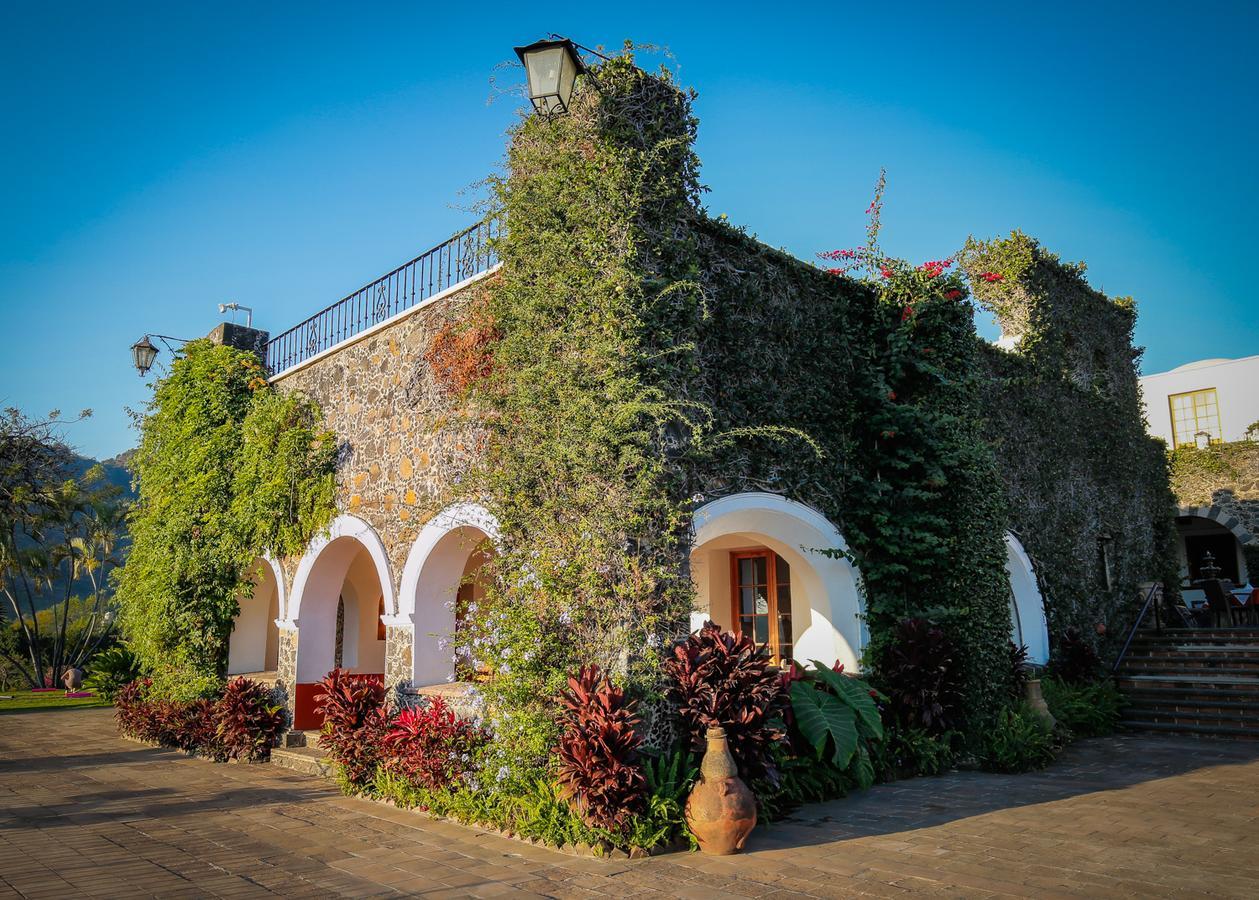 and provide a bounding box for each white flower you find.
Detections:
[496,765,509,781]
